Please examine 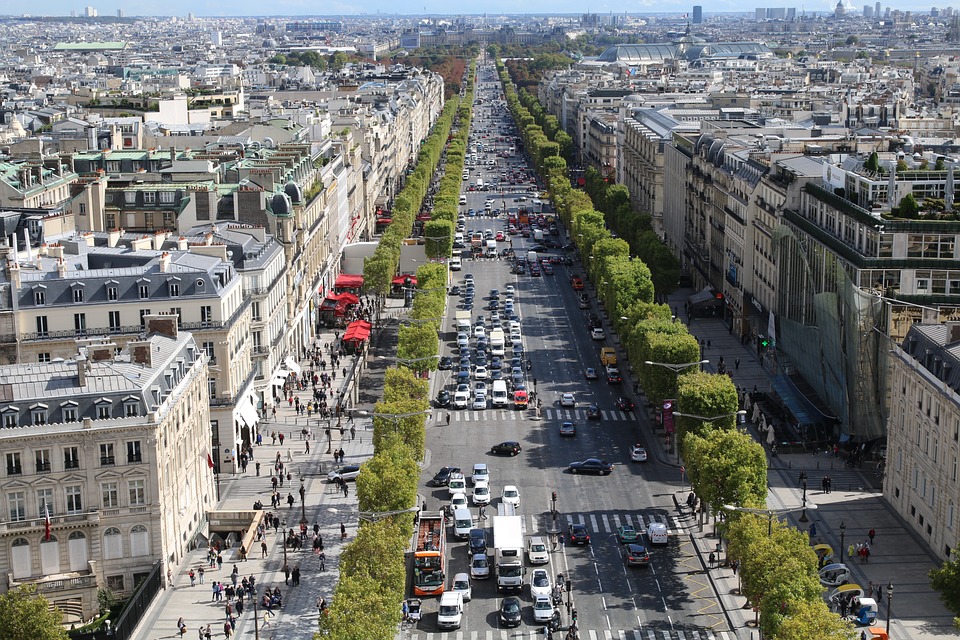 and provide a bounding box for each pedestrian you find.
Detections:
[840,600,848,618]
[862,545,870,563]
[239,545,247,561]
[217,553,223,570]
[708,552,715,568]
[350,424,356,440]
[189,569,196,586]
[236,598,244,616]
[342,483,349,498]
[287,493,295,508]
[198,566,205,584]
[318,550,326,571]
[305,440,310,454]
[341,522,347,540]
[446,414,451,426]
[255,462,260,476]
[261,541,268,558]
[284,565,291,585]
[734,358,740,370]
[875,584,882,601]
[278,433,285,445]
[225,601,232,620]
[204,625,211,640]
[223,621,232,639]
[868,528,876,545]
[292,566,301,586]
